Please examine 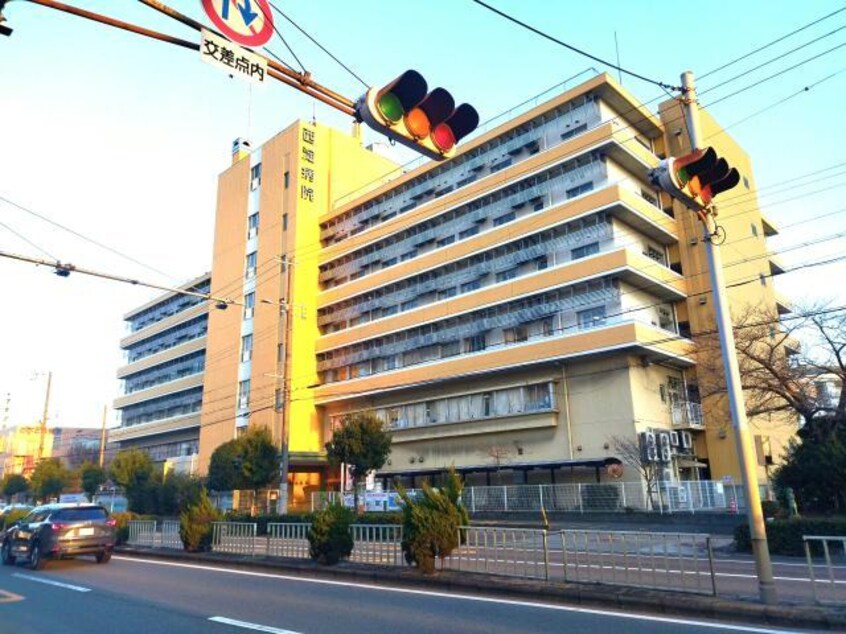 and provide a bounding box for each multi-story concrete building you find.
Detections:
[111,273,211,469]
[0,425,54,477]
[194,73,794,507]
